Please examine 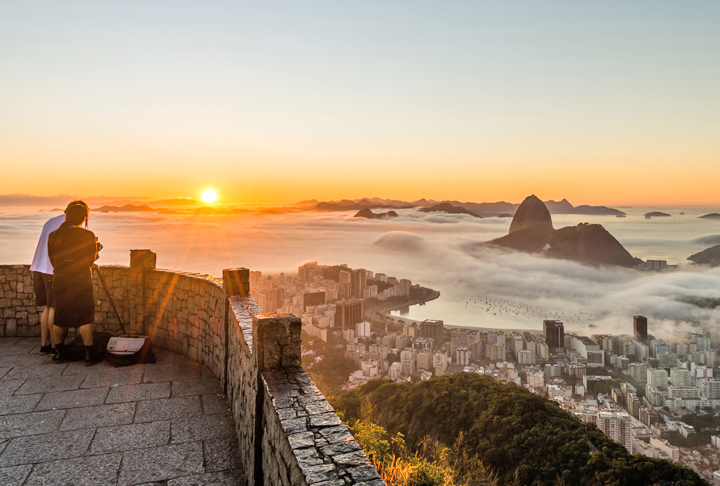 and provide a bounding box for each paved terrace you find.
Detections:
[0,337,242,486]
